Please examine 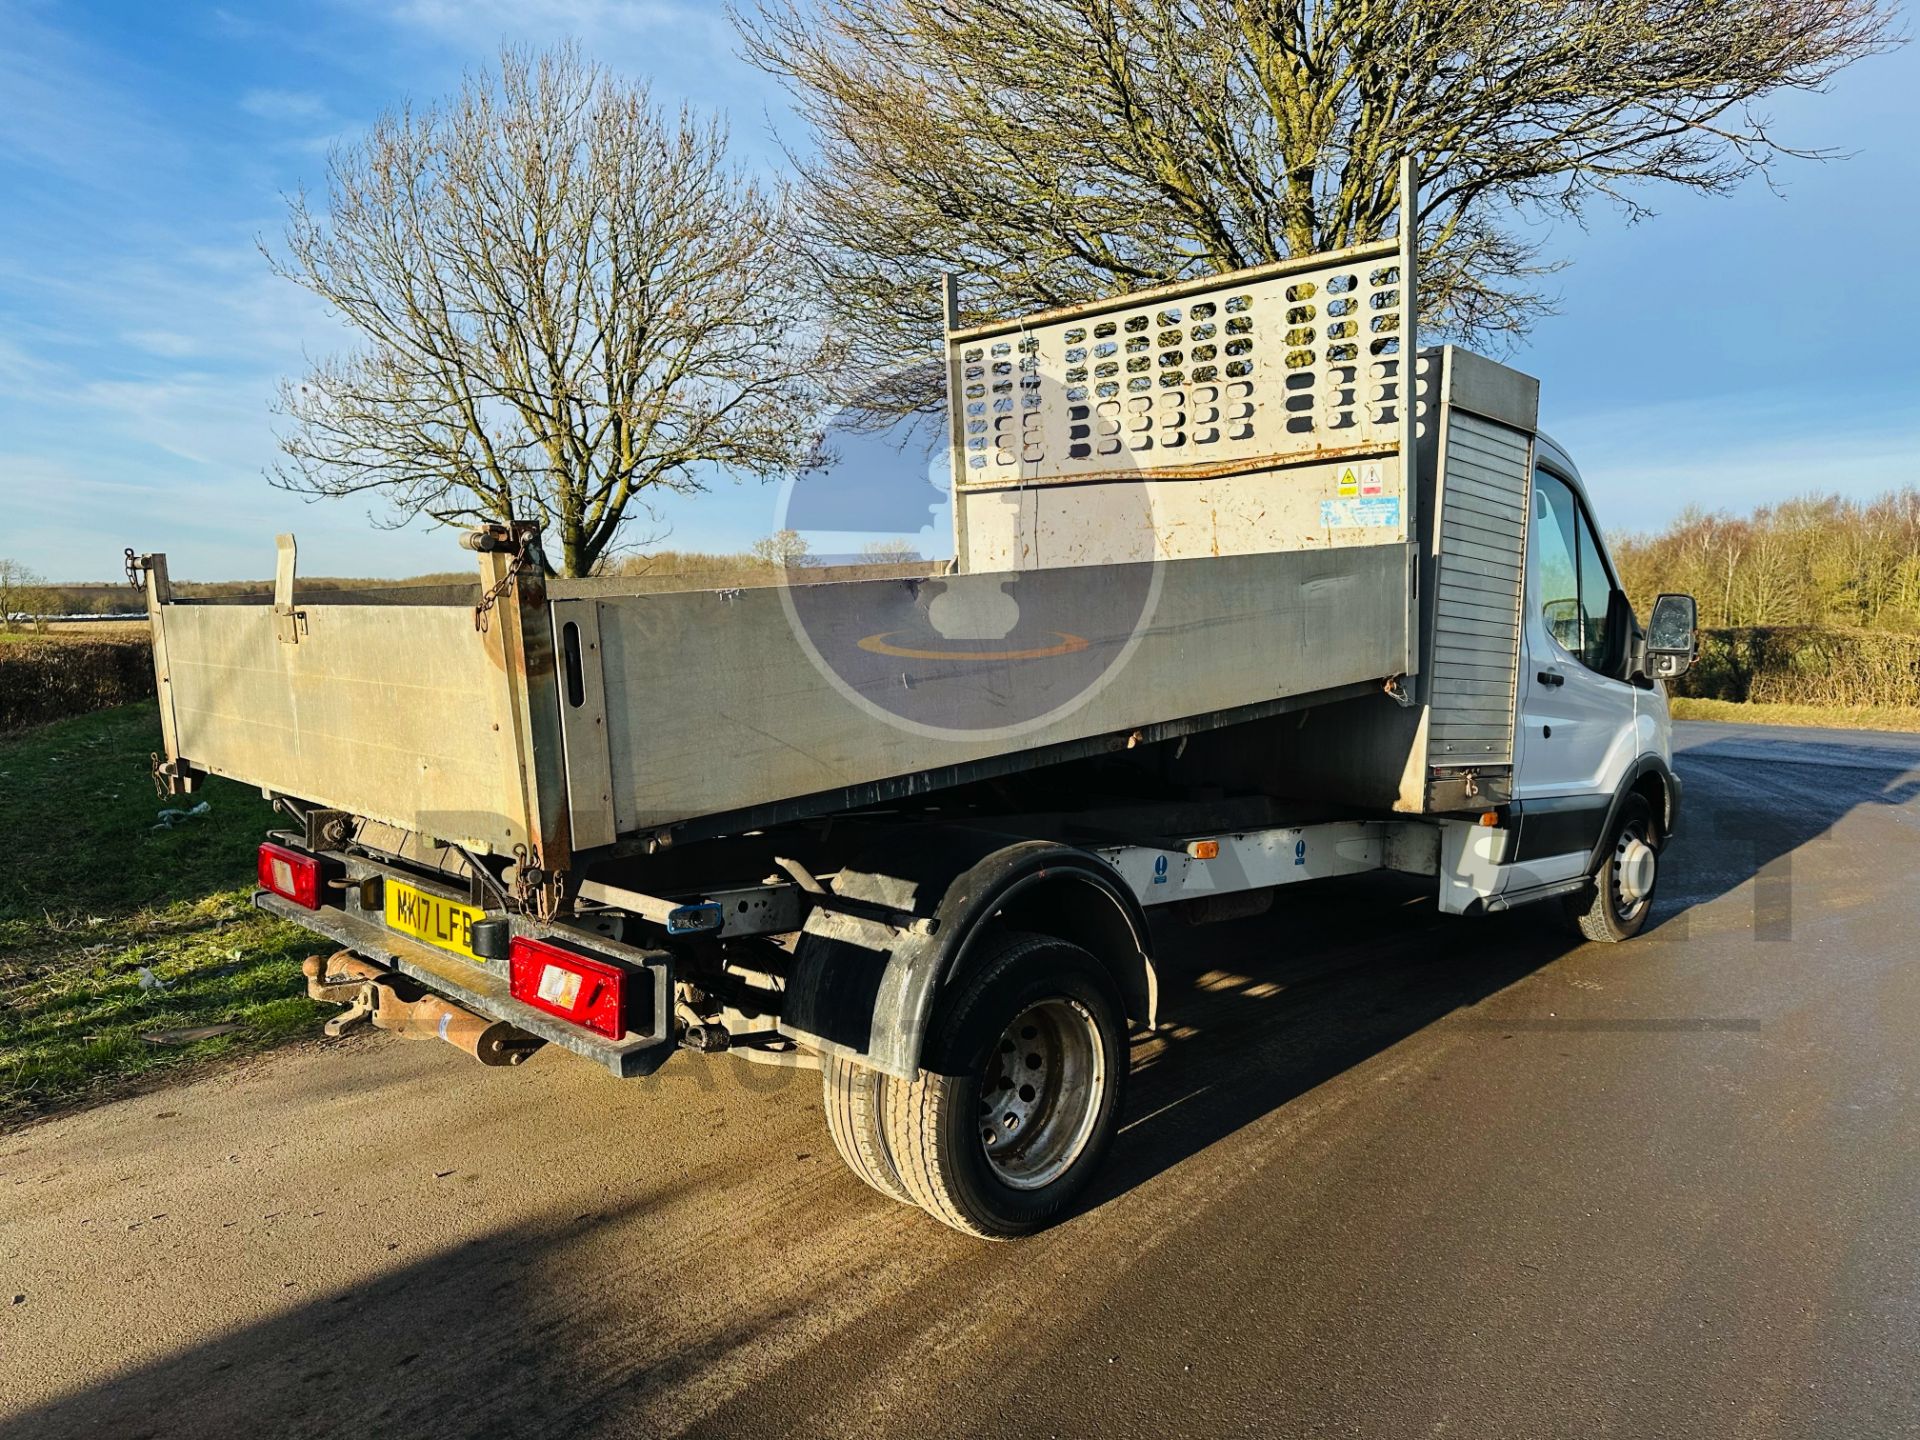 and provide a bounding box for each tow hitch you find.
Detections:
[302,951,546,1067]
